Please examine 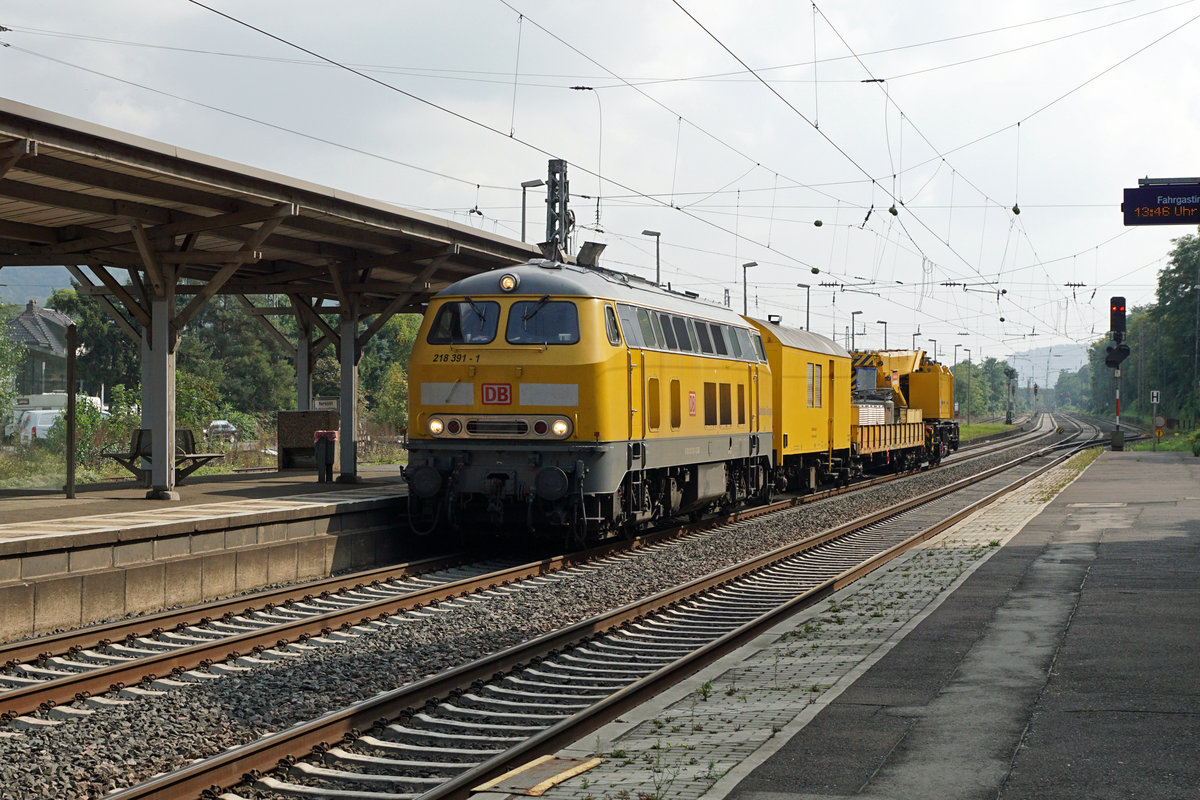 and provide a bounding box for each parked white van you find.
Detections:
[18,409,64,445]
